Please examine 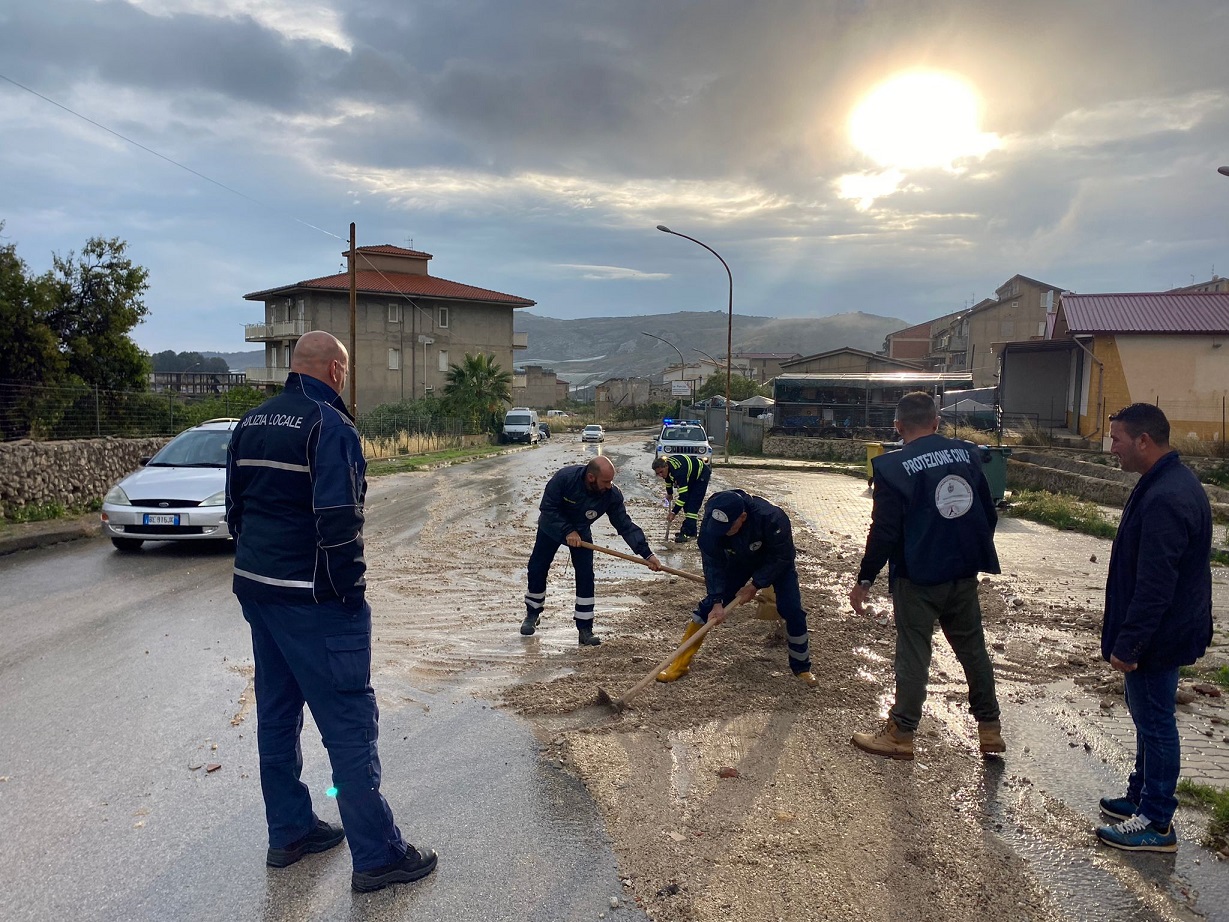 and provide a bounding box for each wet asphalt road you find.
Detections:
[0,447,648,922]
